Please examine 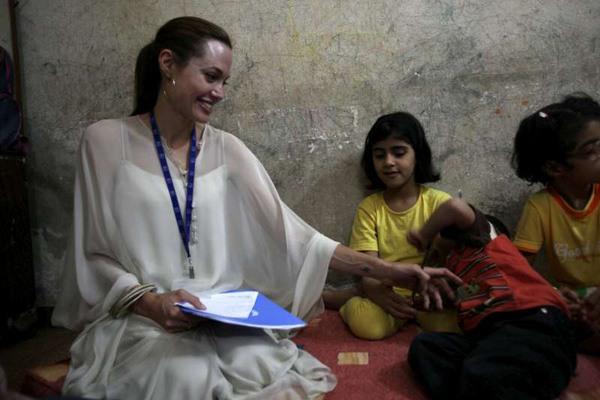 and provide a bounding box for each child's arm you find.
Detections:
[584,289,600,331]
[518,250,585,322]
[329,244,461,294]
[516,251,580,317]
[408,198,476,251]
[513,197,586,319]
